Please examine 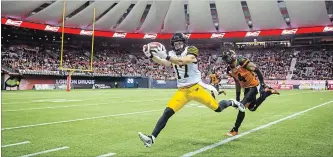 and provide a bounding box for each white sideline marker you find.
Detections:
[181,100,333,157]
[1,141,30,148]
[19,146,69,157]
[2,109,163,131]
[97,152,117,157]
[3,98,169,112]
